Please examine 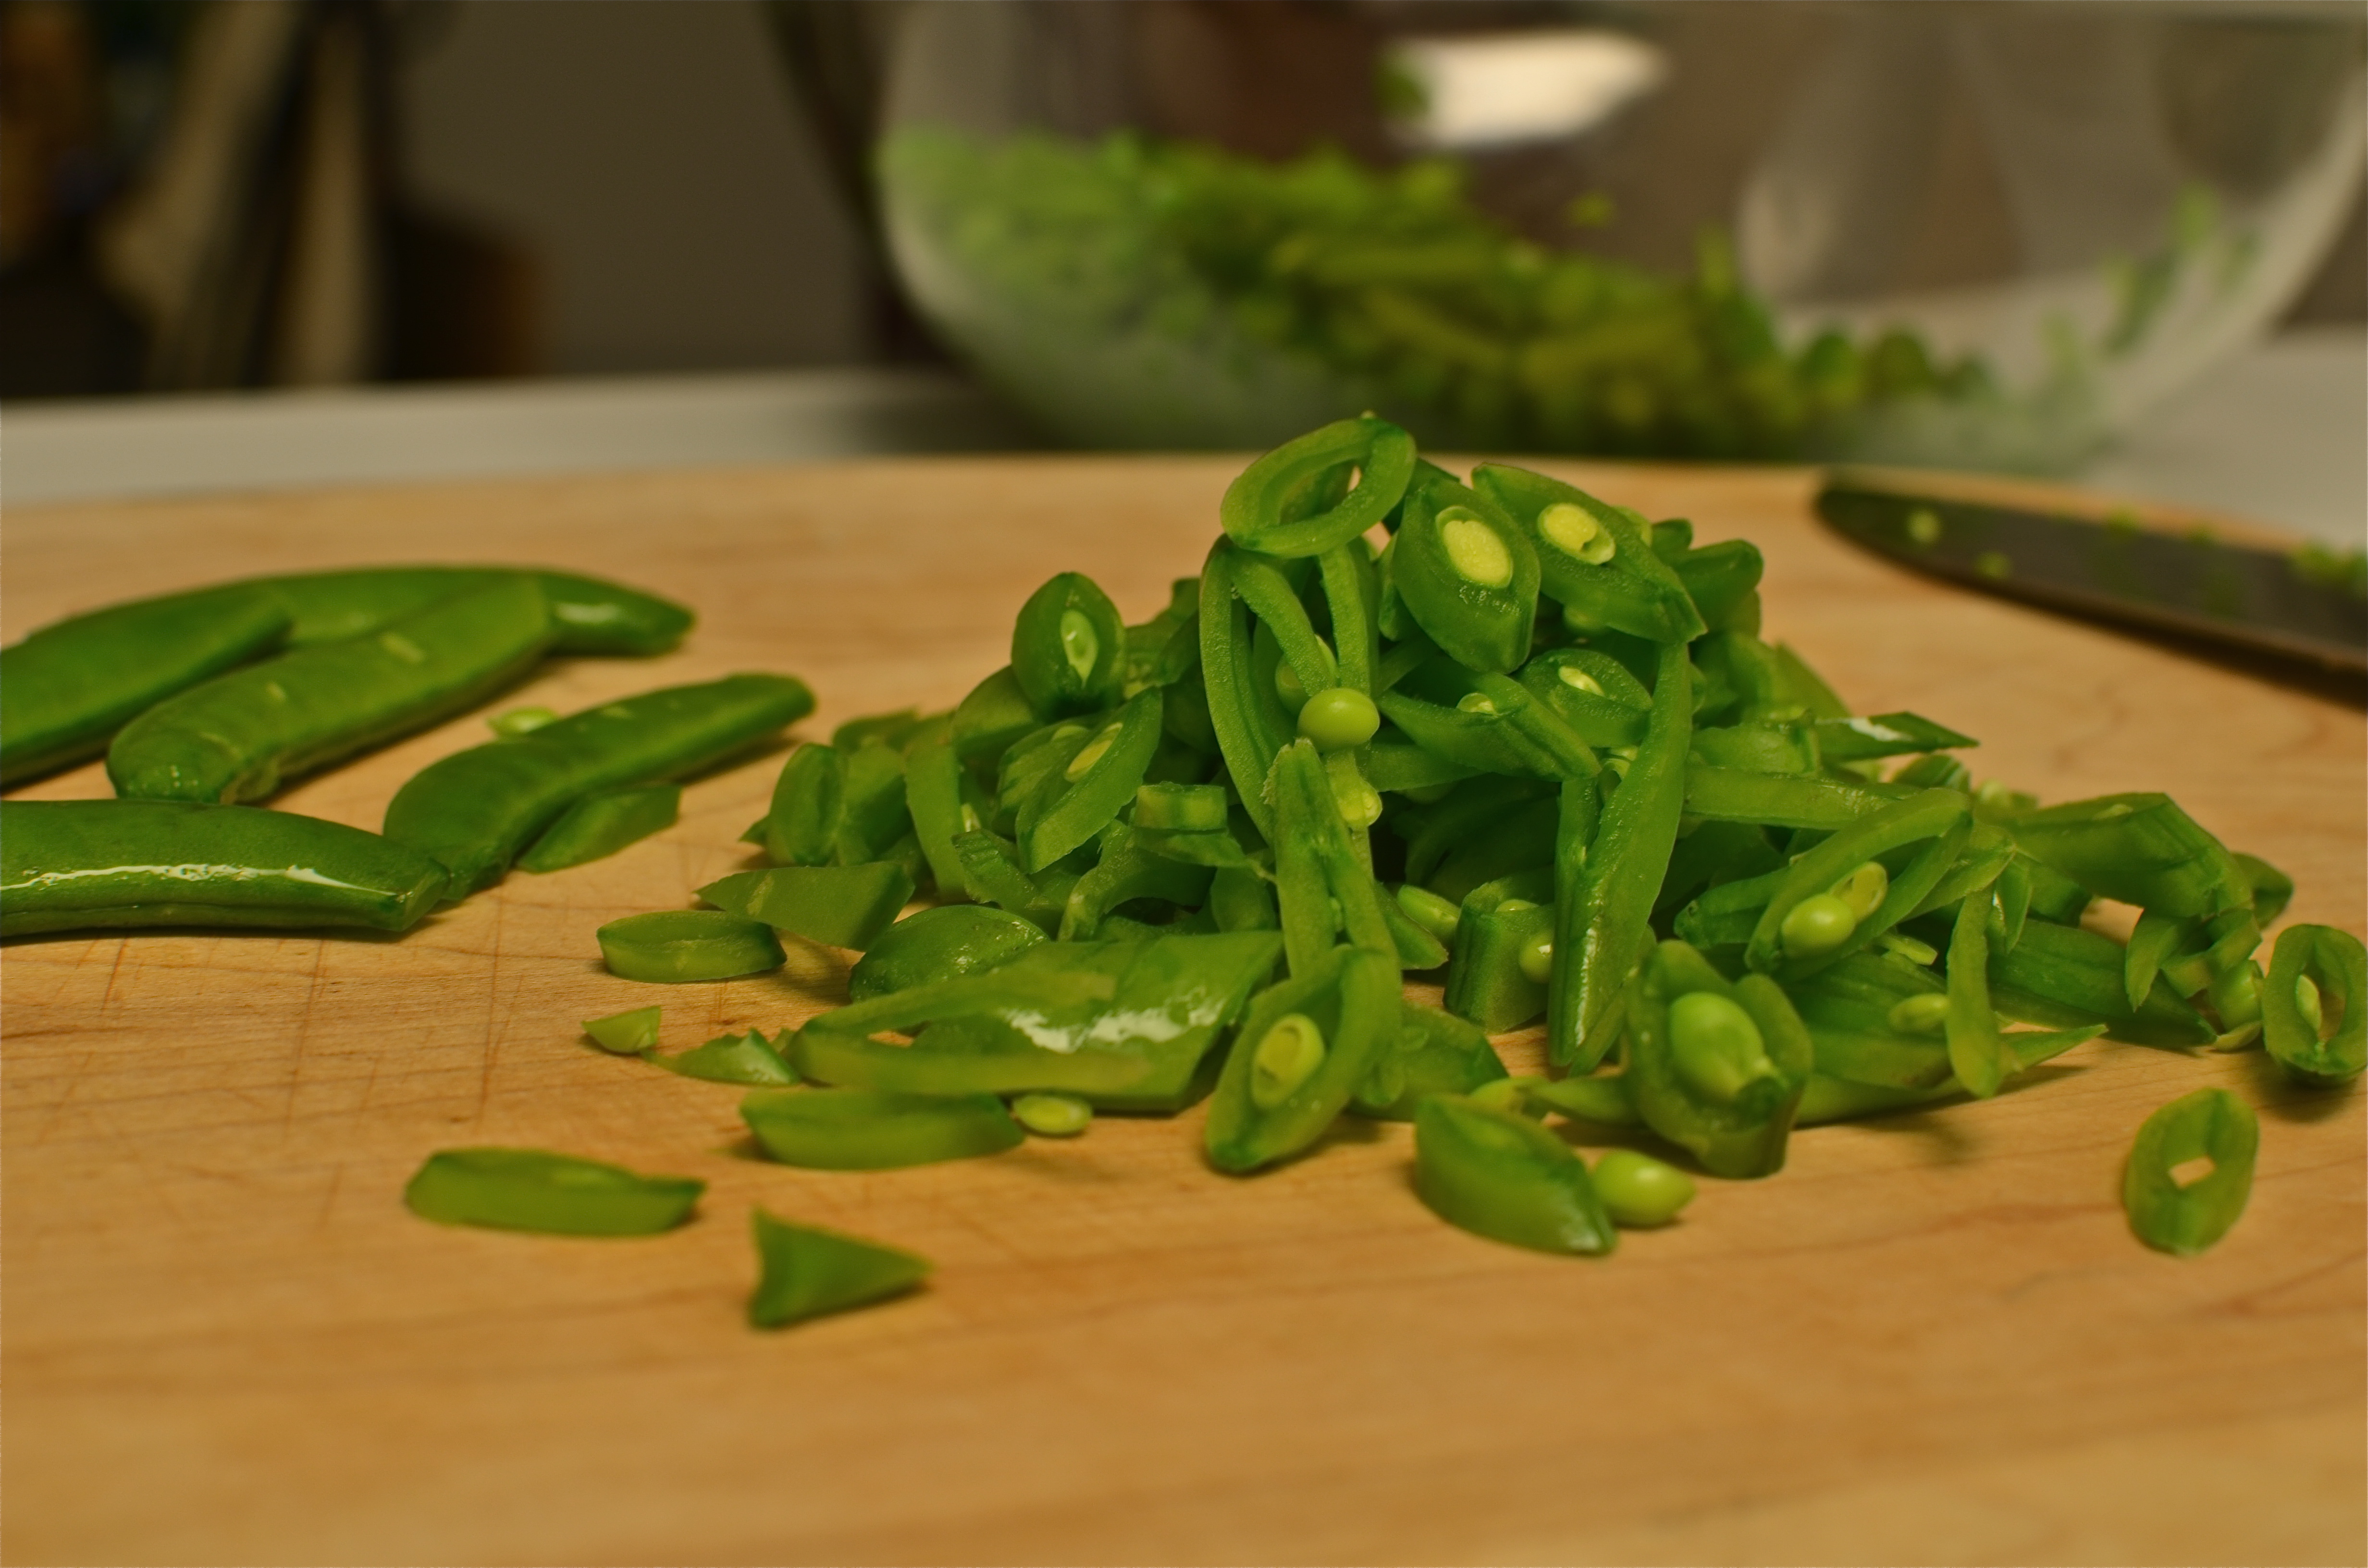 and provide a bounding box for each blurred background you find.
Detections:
[2,0,2361,536]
